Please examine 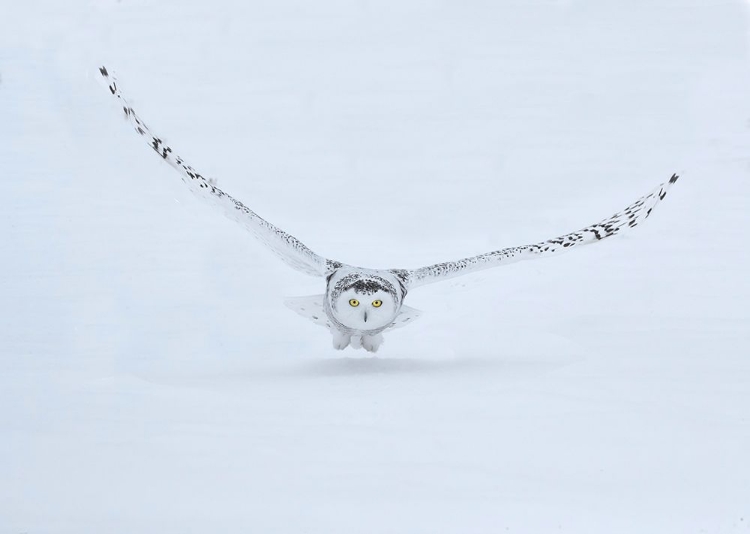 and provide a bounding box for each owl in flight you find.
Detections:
[99,67,679,353]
